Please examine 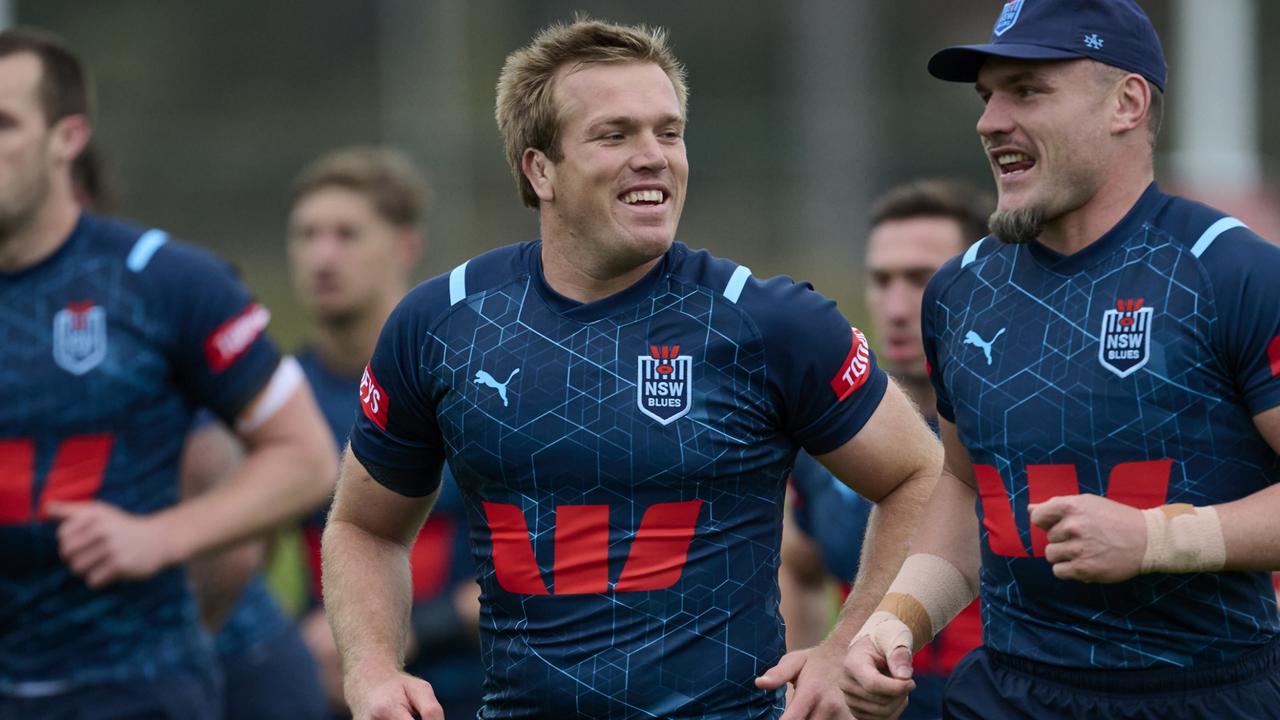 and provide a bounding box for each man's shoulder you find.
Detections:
[392,241,533,330]
[924,237,999,303]
[1152,194,1277,268]
[669,243,841,327]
